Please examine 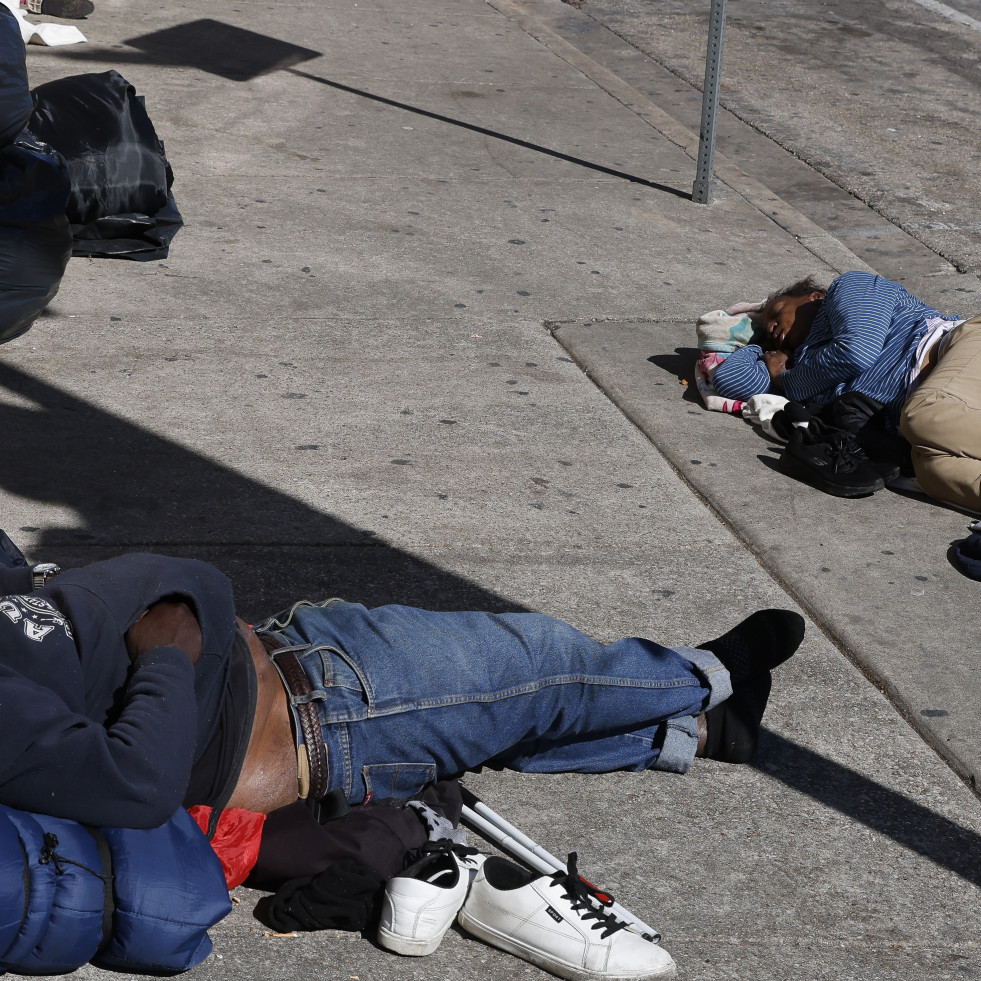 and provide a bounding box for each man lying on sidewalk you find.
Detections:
[0,552,803,973]
[712,270,980,510]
